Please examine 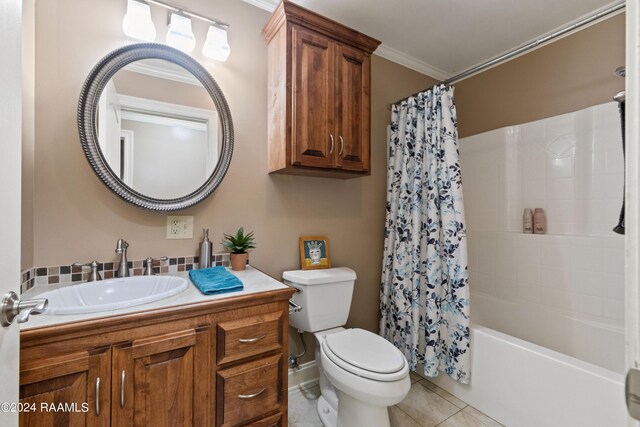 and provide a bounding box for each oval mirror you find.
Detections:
[78,43,233,211]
